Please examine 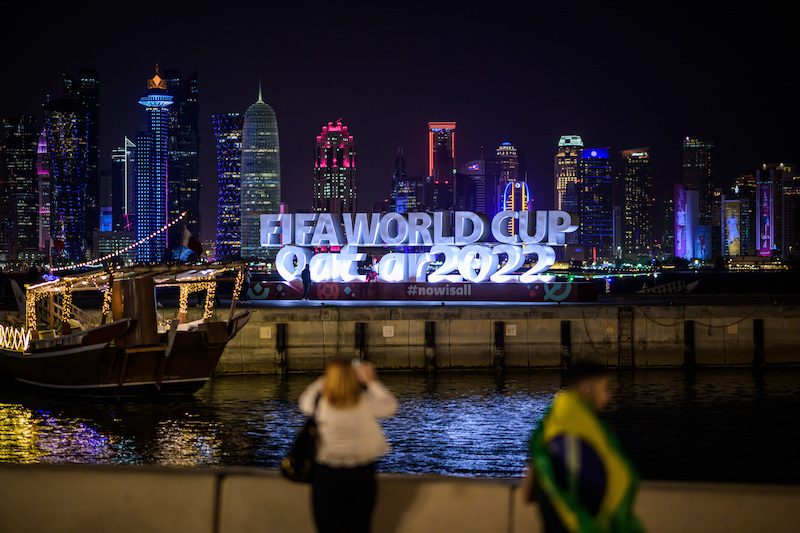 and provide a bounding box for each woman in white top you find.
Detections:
[299,358,398,533]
